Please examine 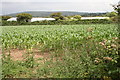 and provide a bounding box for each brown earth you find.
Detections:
[3,49,51,61]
